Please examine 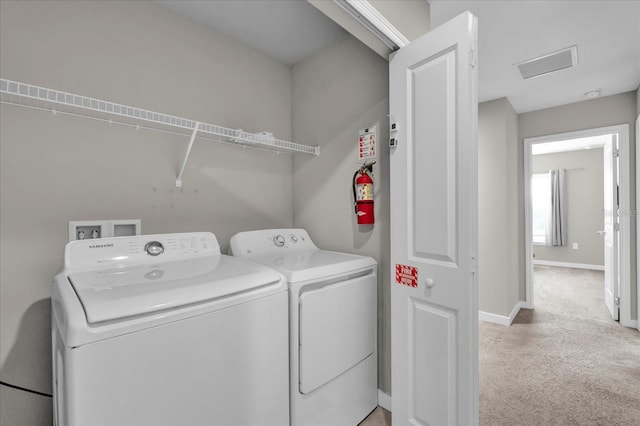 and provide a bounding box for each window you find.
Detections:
[531,173,550,245]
